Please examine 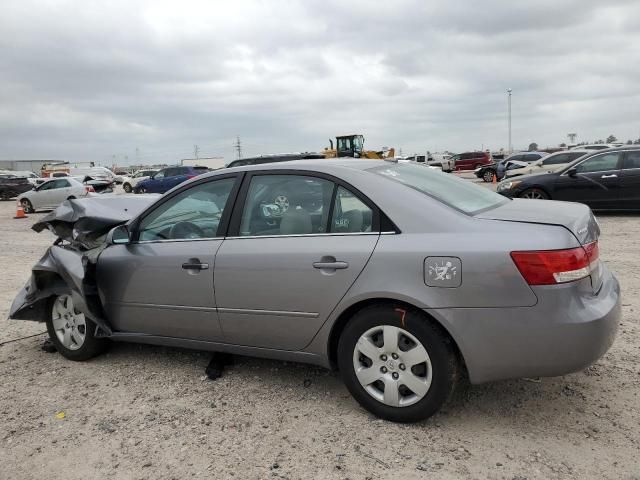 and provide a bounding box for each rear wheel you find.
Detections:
[123,183,132,193]
[21,198,34,213]
[45,294,108,361]
[482,170,495,183]
[1,190,17,200]
[337,305,458,423]
[519,188,549,200]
